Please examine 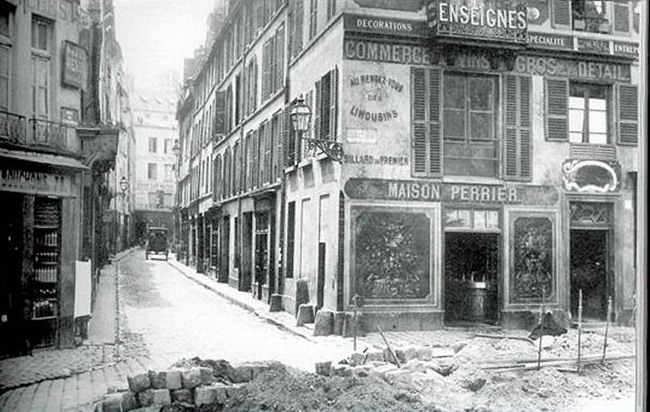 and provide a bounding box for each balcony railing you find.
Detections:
[29,118,73,150]
[0,110,27,143]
